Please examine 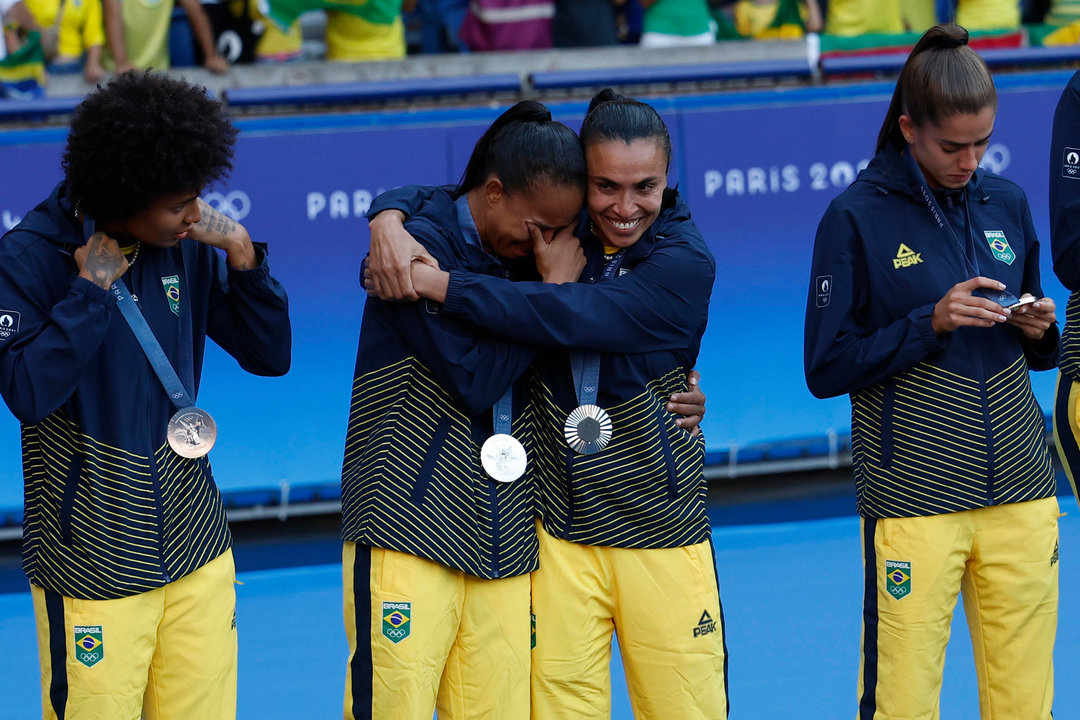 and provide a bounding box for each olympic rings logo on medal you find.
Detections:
[203,191,251,221]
